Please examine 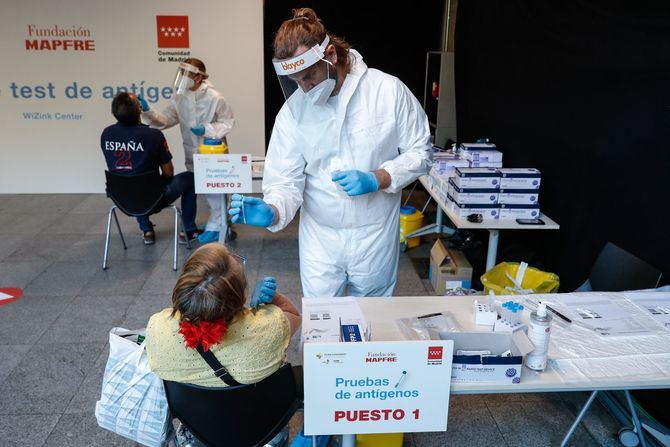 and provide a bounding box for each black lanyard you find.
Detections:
[195,345,241,386]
